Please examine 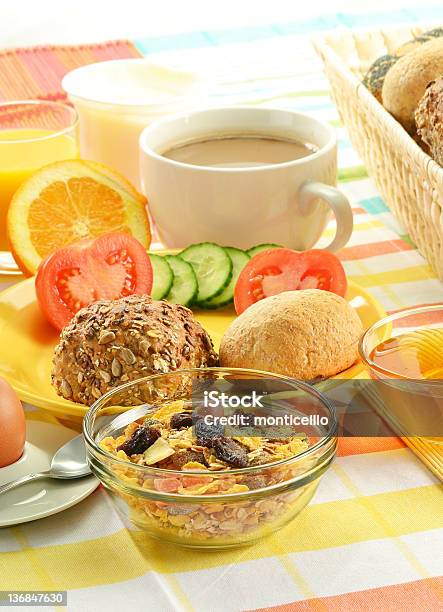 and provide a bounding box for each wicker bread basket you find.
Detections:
[313,23,443,280]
